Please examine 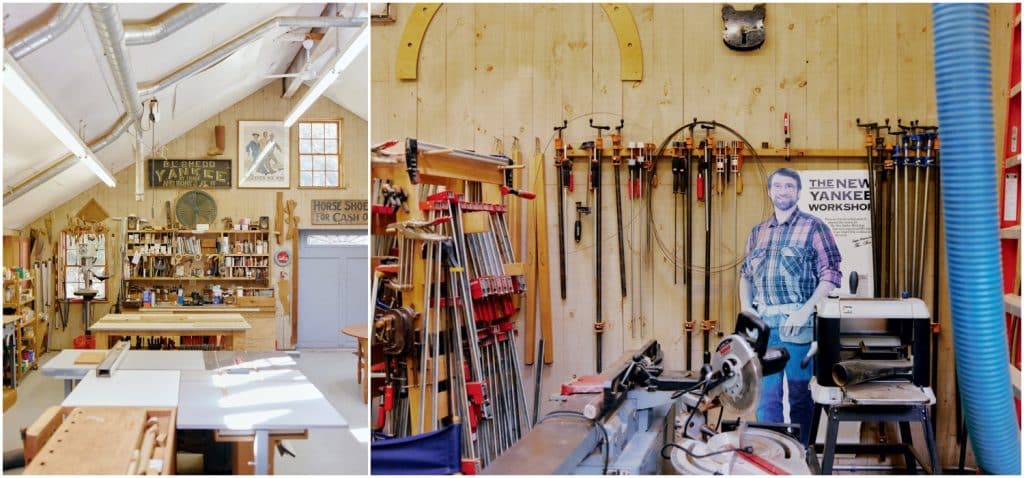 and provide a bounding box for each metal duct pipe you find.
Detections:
[123,3,224,46]
[90,4,145,133]
[3,114,131,204]
[138,15,366,98]
[5,3,86,60]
